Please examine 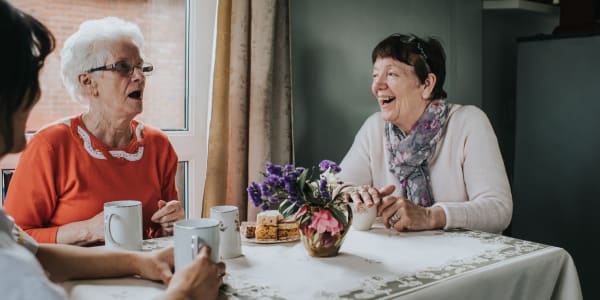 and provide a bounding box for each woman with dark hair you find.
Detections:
[0,1,225,299]
[341,33,512,233]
